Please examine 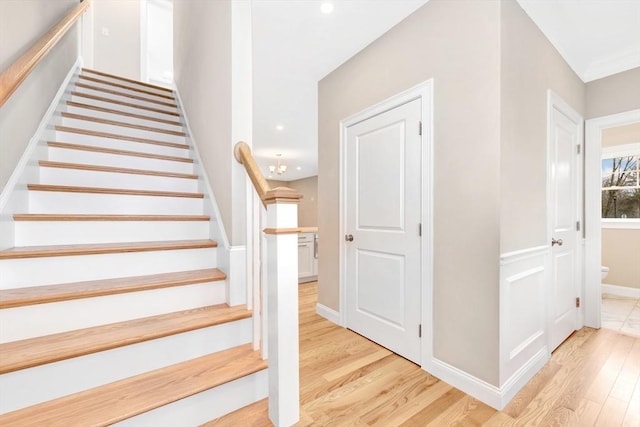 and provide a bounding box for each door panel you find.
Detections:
[549,102,581,351]
[345,97,422,364]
